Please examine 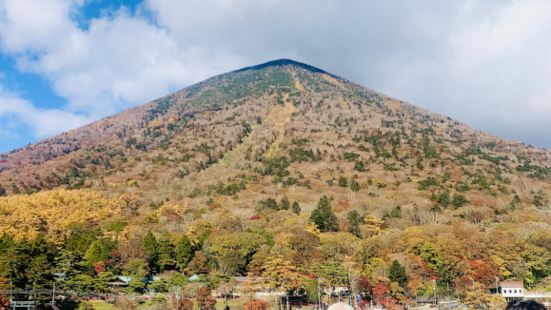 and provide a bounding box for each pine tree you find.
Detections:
[310,196,338,232]
[388,260,408,289]
[176,235,194,270]
[280,196,290,210]
[350,179,360,192]
[338,176,348,187]
[291,201,301,215]
[143,231,159,272]
[354,161,365,172]
[157,237,177,272]
[347,210,363,237]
